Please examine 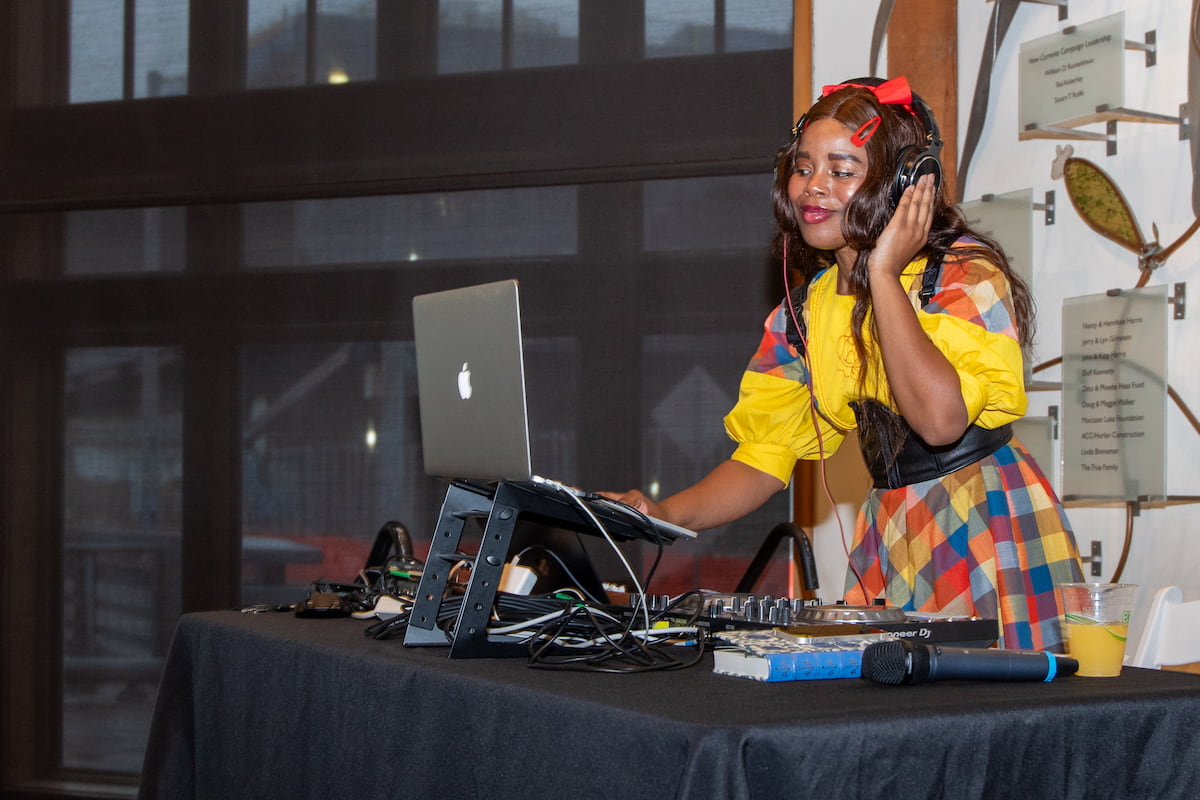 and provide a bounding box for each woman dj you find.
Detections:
[605,77,1084,651]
